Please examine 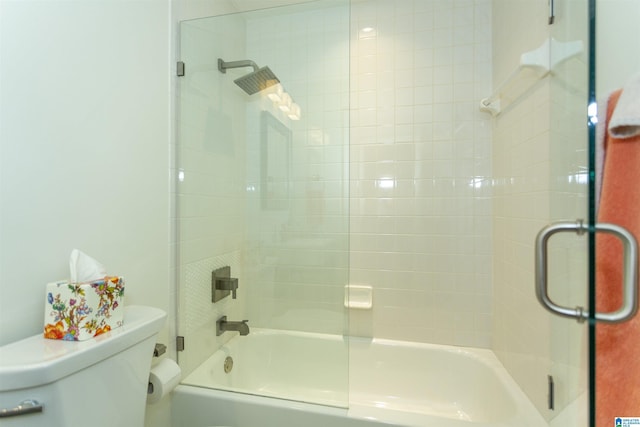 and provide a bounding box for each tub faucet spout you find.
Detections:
[216,316,250,336]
